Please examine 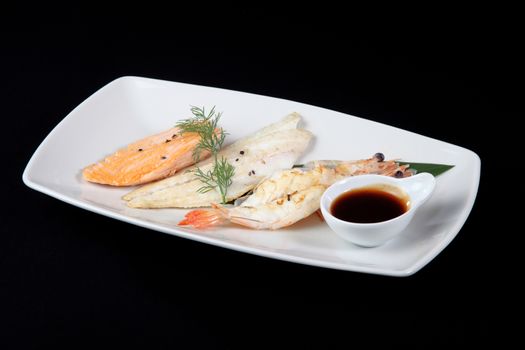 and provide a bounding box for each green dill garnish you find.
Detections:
[193,156,235,197]
[176,106,235,204]
[176,106,227,162]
